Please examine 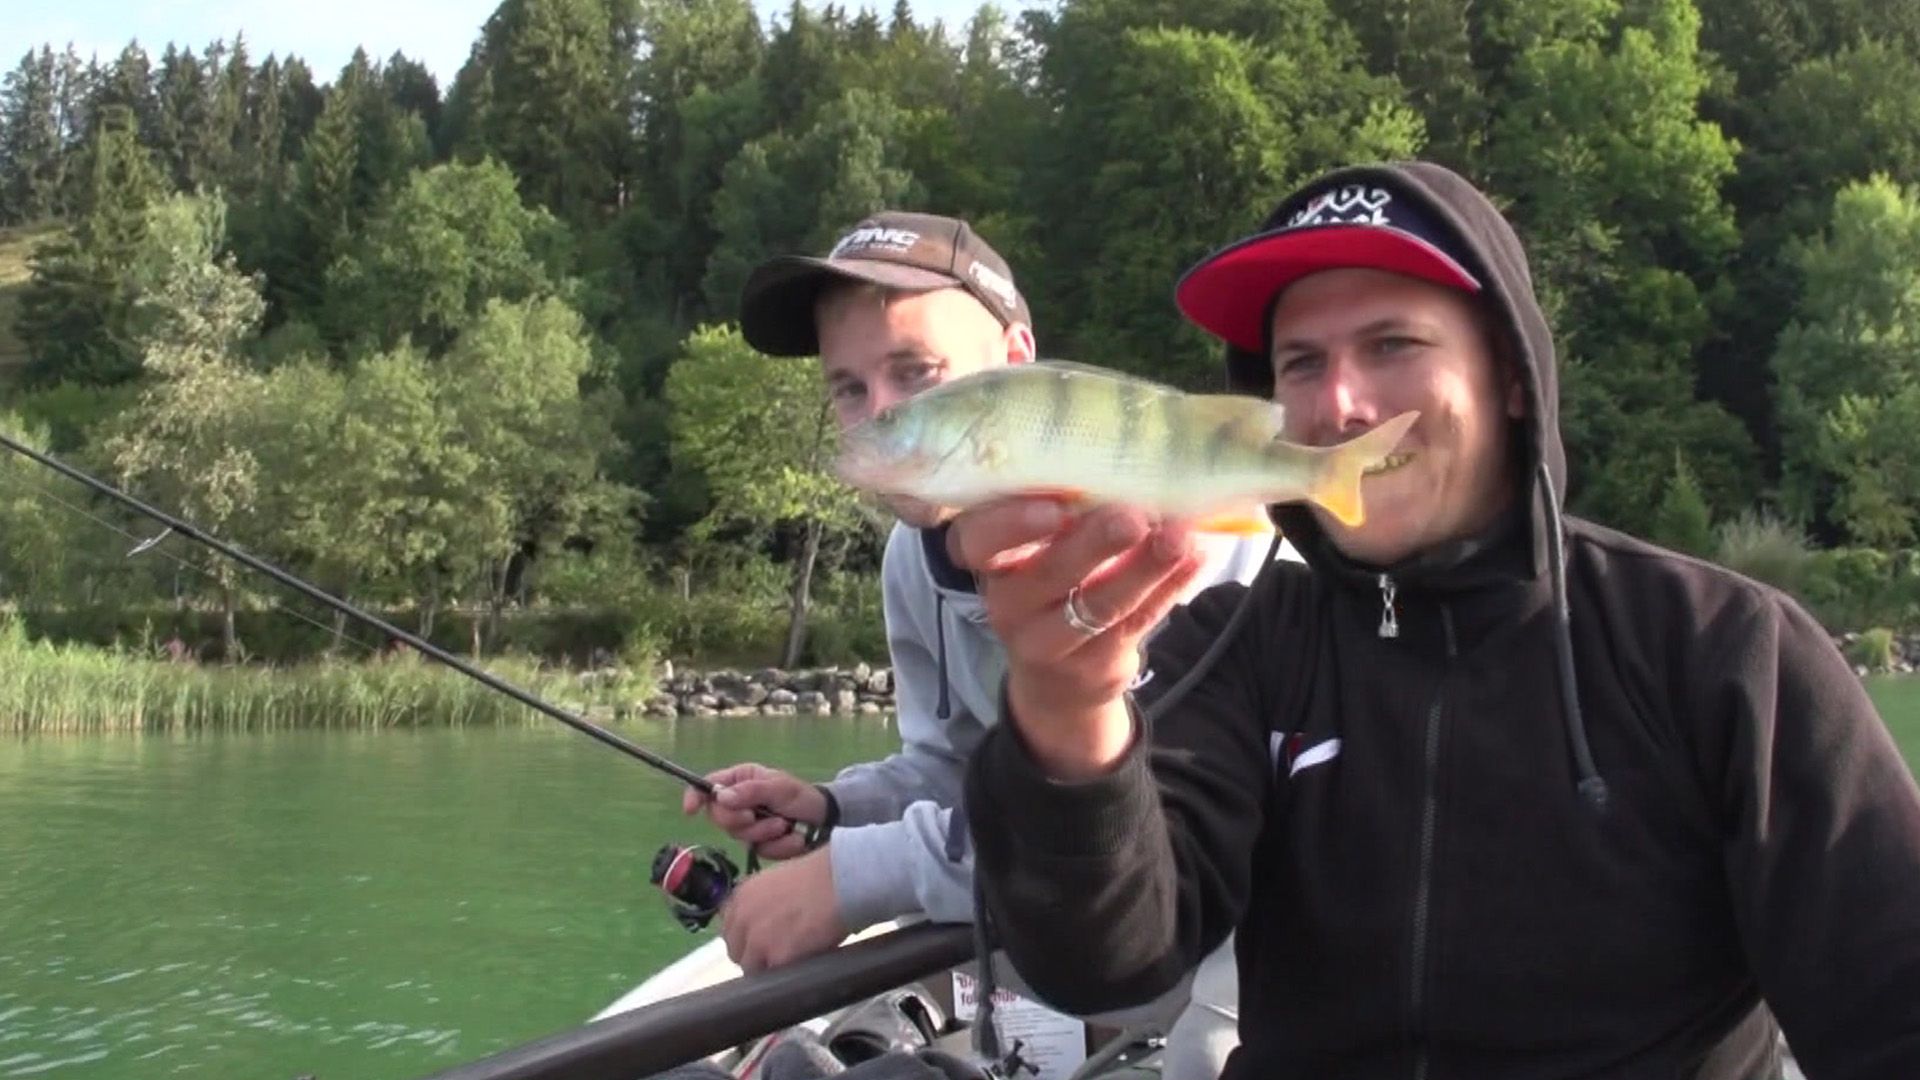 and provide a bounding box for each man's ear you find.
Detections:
[1004,322,1037,365]
[1506,371,1528,419]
